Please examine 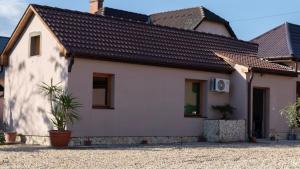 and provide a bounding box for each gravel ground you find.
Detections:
[1,142,300,169]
